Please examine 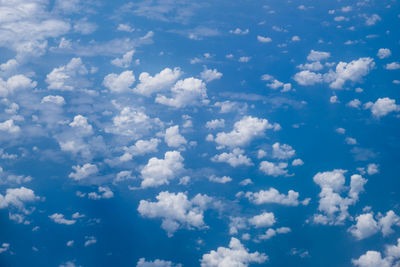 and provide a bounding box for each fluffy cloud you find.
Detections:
[111,50,135,68]
[69,115,93,135]
[257,36,272,43]
[353,239,400,267]
[120,138,160,162]
[212,148,253,167]
[138,191,212,236]
[49,213,76,225]
[0,119,20,134]
[200,67,223,82]
[385,62,400,70]
[248,212,276,228]
[41,95,65,105]
[164,126,187,148]
[259,161,288,177]
[307,50,330,61]
[377,48,391,59]
[258,227,291,240]
[88,186,114,200]
[208,175,232,184]
[364,97,399,118]
[294,70,323,86]
[103,70,135,93]
[206,119,225,129]
[134,68,183,96]
[140,151,184,188]
[245,188,305,206]
[272,143,295,159]
[68,163,98,181]
[0,187,39,211]
[200,237,268,266]
[214,116,278,148]
[0,74,37,97]
[46,58,88,91]
[155,78,209,108]
[313,170,367,225]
